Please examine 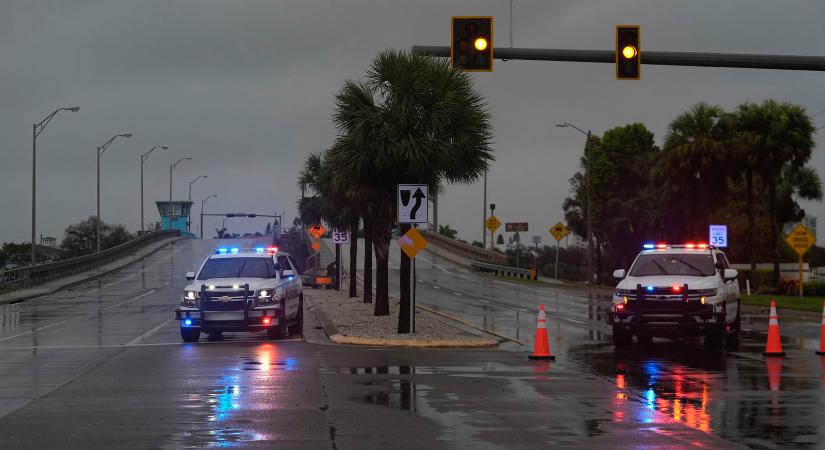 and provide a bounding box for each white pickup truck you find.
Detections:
[607,243,740,349]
